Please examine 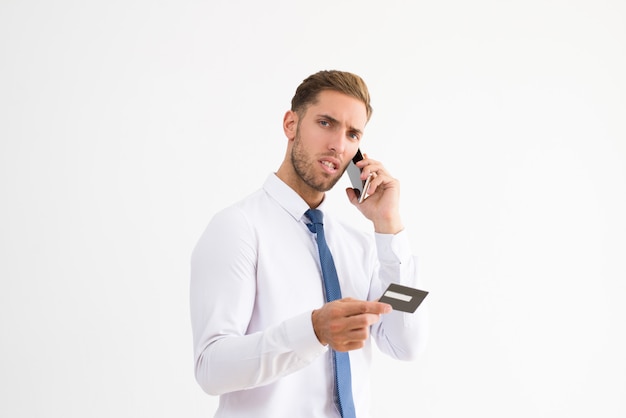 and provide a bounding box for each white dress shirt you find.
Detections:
[190,173,428,418]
